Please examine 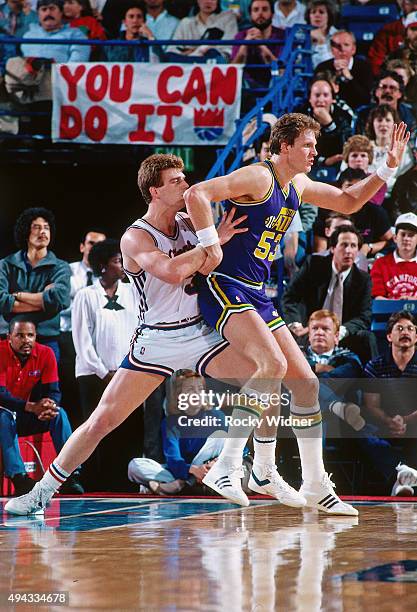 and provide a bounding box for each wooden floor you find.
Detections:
[1,496,417,611]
